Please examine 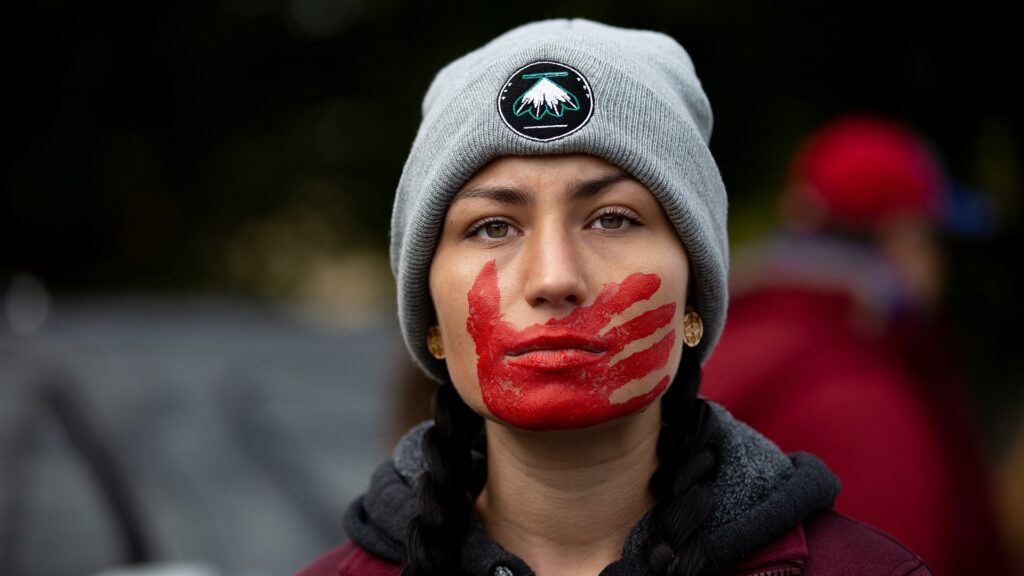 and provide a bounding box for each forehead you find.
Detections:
[453,154,646,205]
[463,154,622,184]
